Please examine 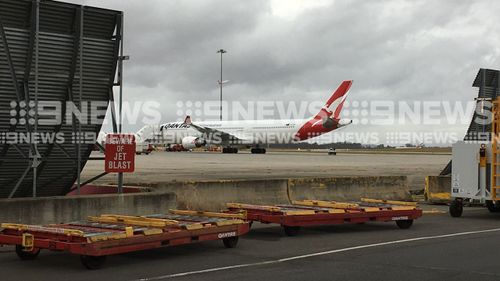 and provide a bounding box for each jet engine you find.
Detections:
[181,136,206,149]
[322,117,339,129]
